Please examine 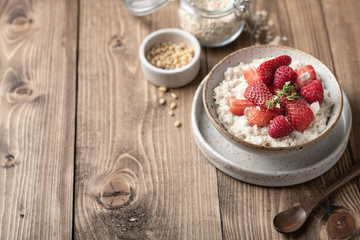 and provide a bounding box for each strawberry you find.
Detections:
[244,81,283,114]
[268,115,293,138]
[247,107,280,127]
[273,66,297,89]
[295,65,317,88]
[300,79,324,104]
[244,67,260,84]
[257,55,292,86]
[283,99,315,132]
[228,98,257,116]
